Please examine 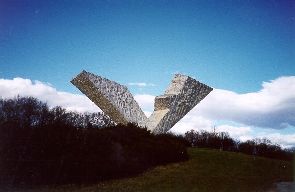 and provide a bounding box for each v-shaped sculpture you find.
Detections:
[71,70,213,134]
